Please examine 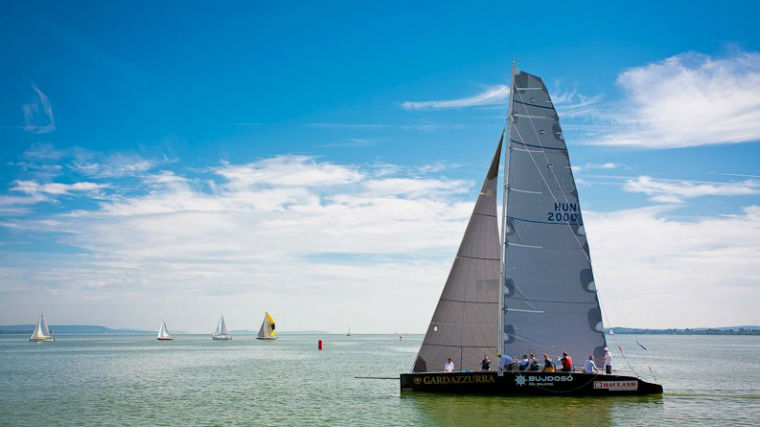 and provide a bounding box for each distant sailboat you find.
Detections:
[400,66,662,396]
[609,328,615,335]
[212,314,232,340]
[347,325,351,337]
[256,312,277,340]
[29,313,55,342]
[157,320,173,341]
